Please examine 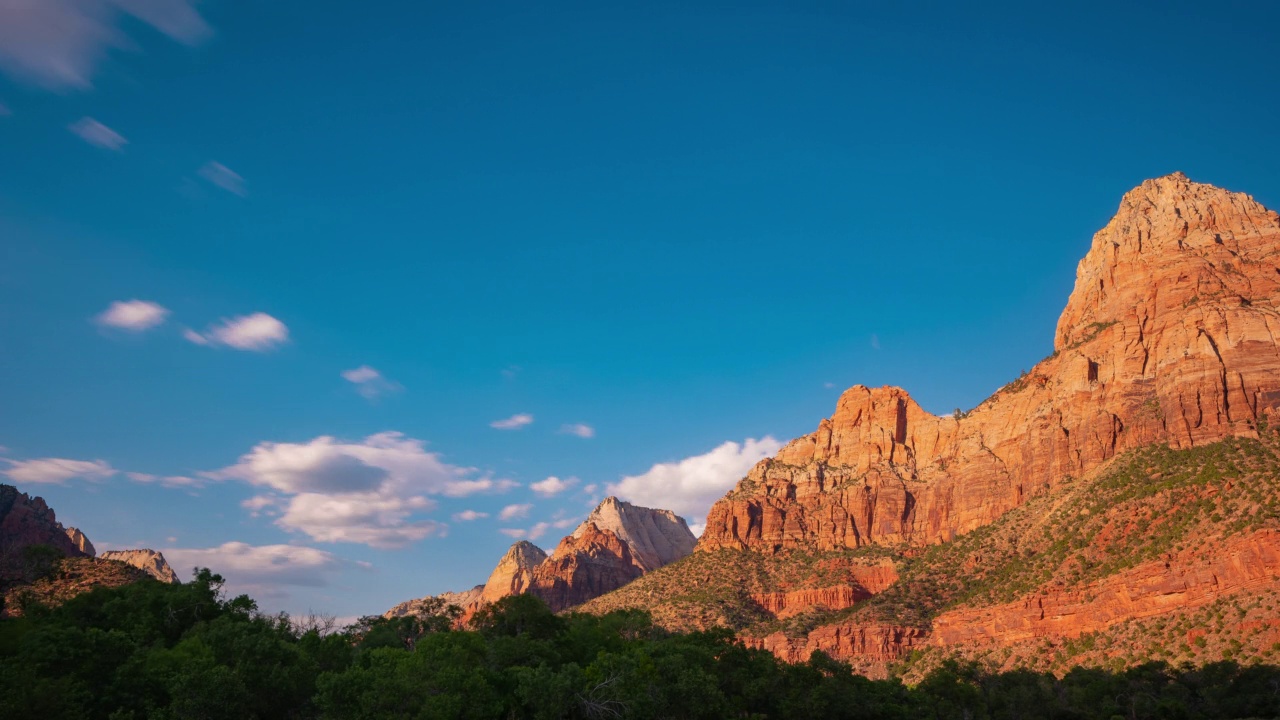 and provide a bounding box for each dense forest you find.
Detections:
[3,570,1280,719]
